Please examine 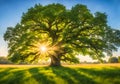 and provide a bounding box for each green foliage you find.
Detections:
[108,57,118,63]
[4,3,120,64]
[0,66,120,84]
